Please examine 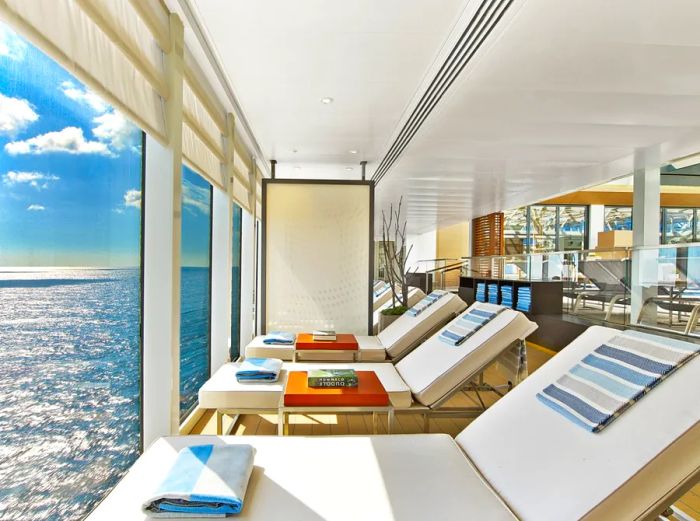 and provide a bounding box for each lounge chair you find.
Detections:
[87,325,700,520]
[202,302,536,433]
[571,259,630,320]
[245,291,467,362]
